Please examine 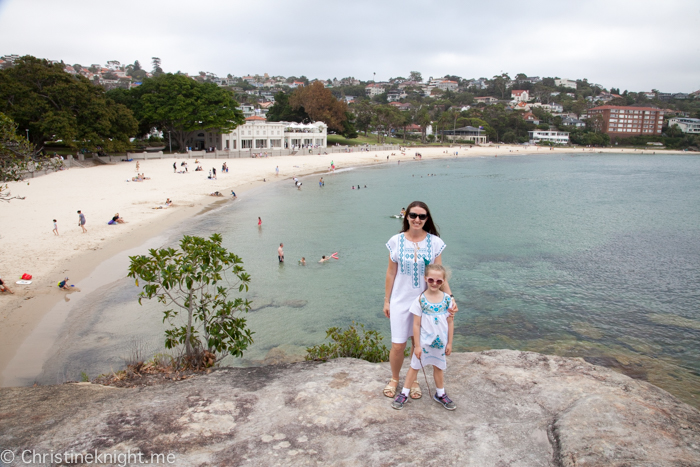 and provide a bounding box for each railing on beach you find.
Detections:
[120,144,401,161]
